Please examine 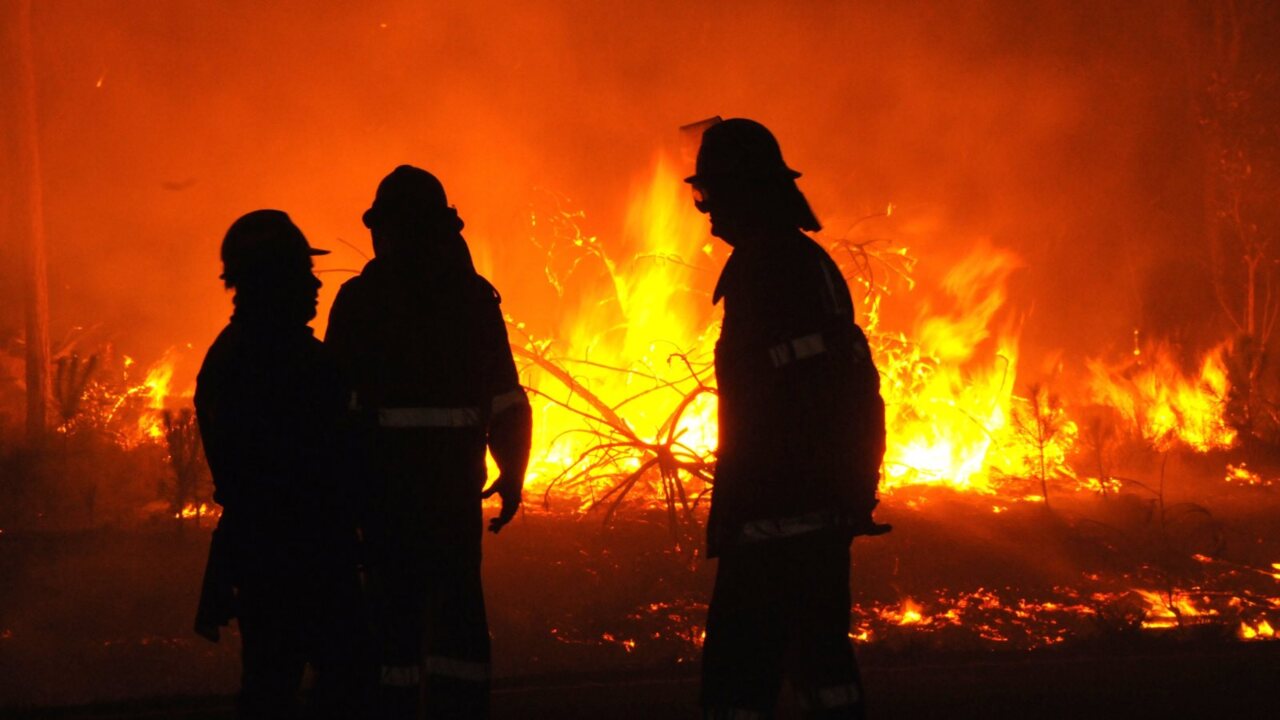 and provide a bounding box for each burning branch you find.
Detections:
[510,322,715,545]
